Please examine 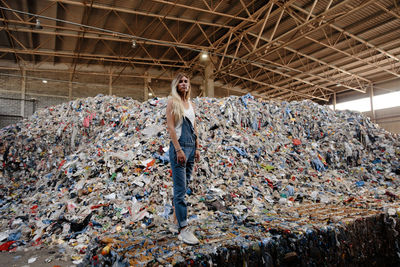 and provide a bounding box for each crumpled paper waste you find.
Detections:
[0,94,399,265]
